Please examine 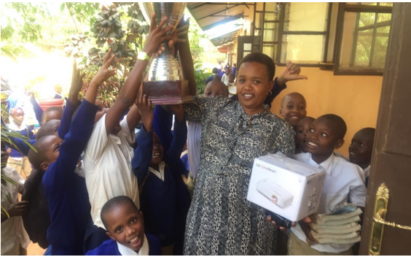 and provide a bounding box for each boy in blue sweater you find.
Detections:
[86,196,161,255]
[132,93,190,255]
[22,61,86,251]
[27,52,117,255]
[6,107,35,179]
